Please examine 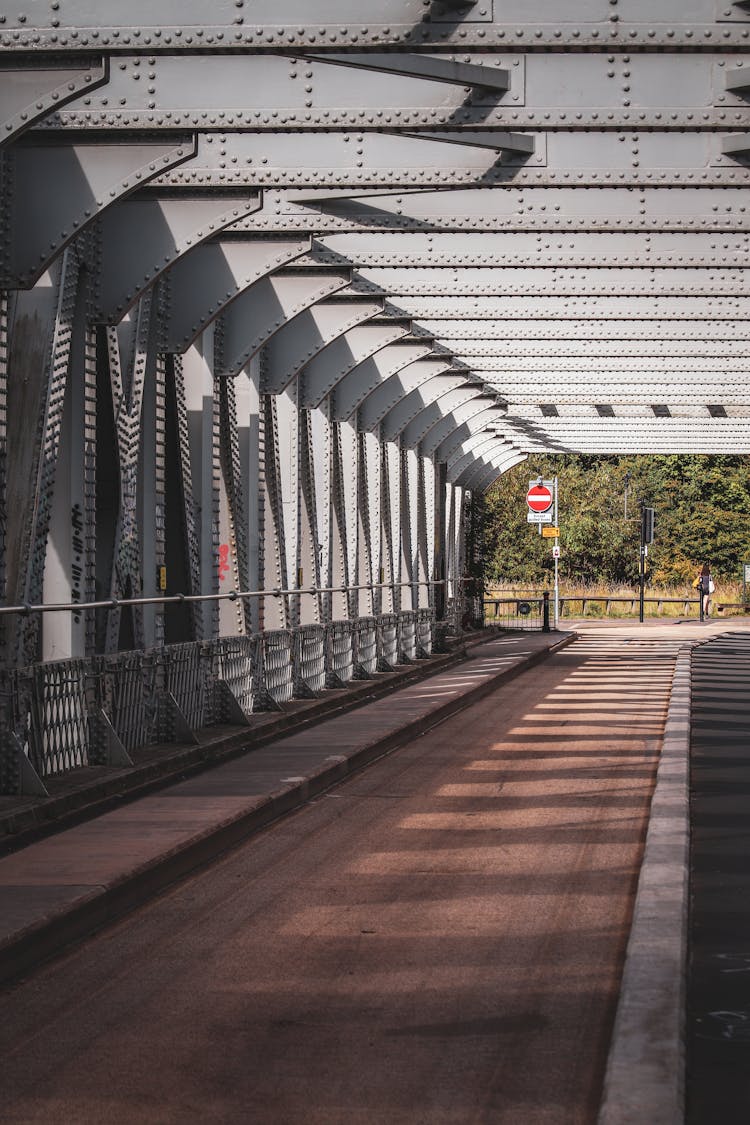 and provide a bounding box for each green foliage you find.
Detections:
[483,455,750,587]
